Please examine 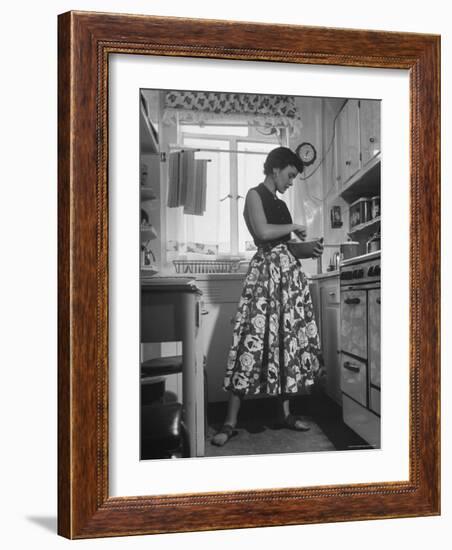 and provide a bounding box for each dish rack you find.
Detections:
[173,259,241,274]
